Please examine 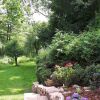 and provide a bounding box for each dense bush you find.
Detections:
[89,64,100,89]
[51,66,74,86]
[0,56,13,64]
[90,72,100,89]
[36,65,52,84]
[67,65,84,86]
[43,29,100,66]
[36,64,99,87]
[46,31,76,64]
[68,64,100,86]
[18,56,33,63]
